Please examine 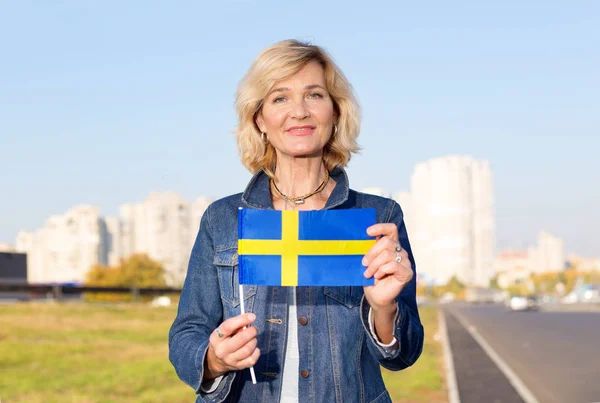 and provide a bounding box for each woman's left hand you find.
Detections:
[362,223,413,311]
